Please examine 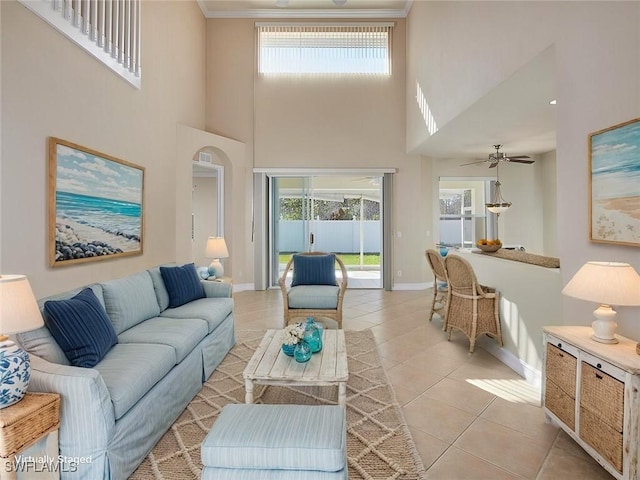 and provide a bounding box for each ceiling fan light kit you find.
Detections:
[460,144,535,215]
[486,179,512,214]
